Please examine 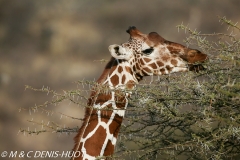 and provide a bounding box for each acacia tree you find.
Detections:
[22,17,240,160]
